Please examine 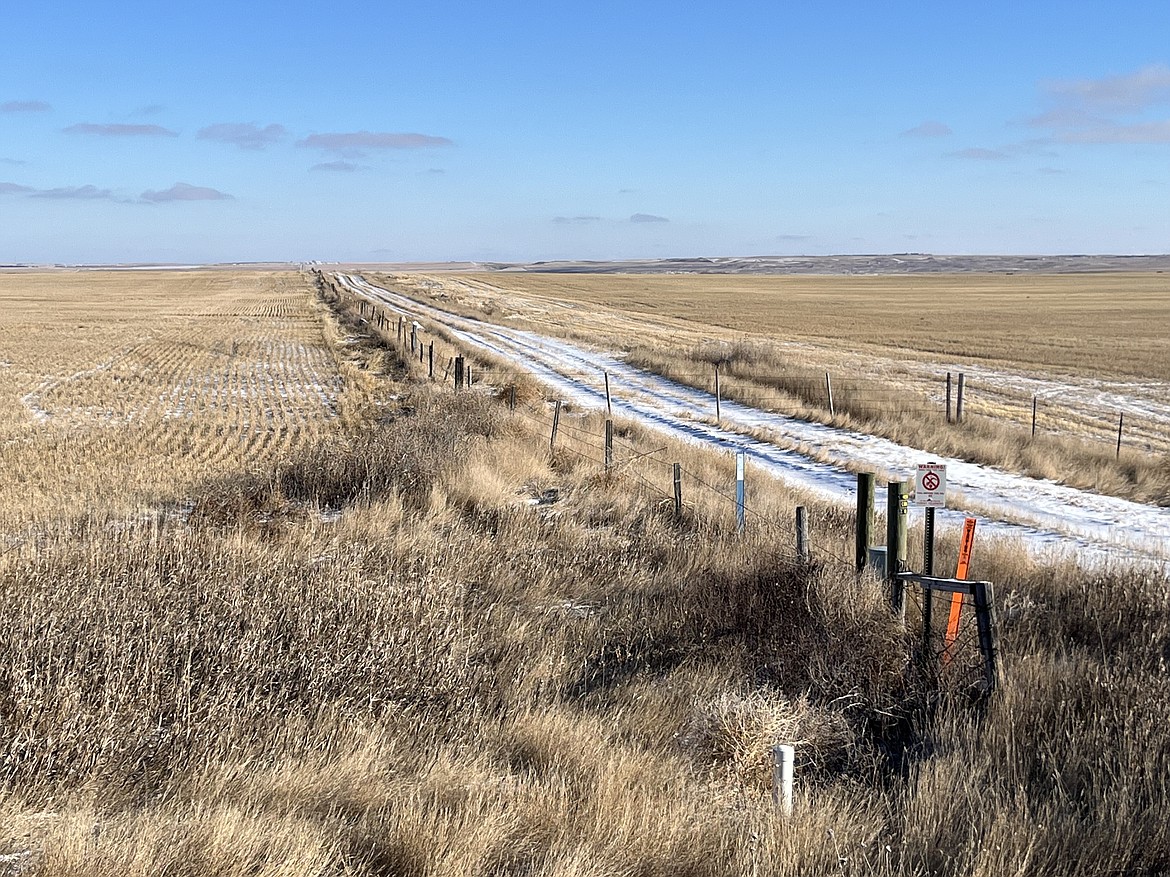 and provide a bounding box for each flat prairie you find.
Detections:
[445,271,1170,378]
[2,268,1169,877]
